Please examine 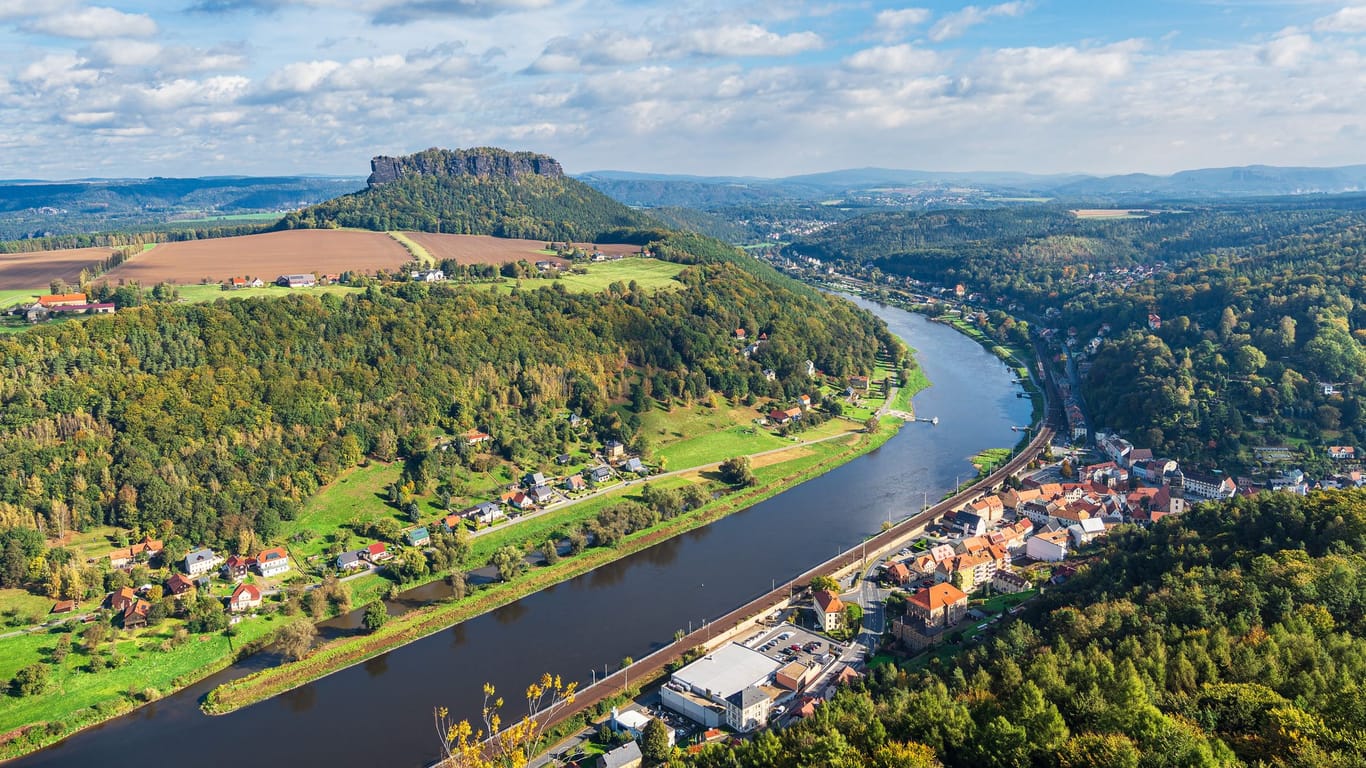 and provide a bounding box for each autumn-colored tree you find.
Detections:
[434,673,577,768]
